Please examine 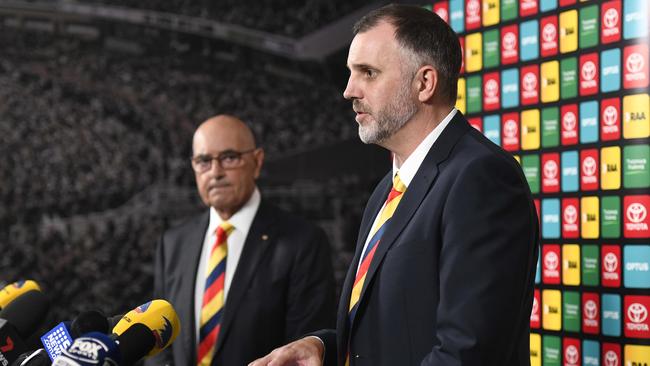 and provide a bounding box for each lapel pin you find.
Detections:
[261,234,269,241]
